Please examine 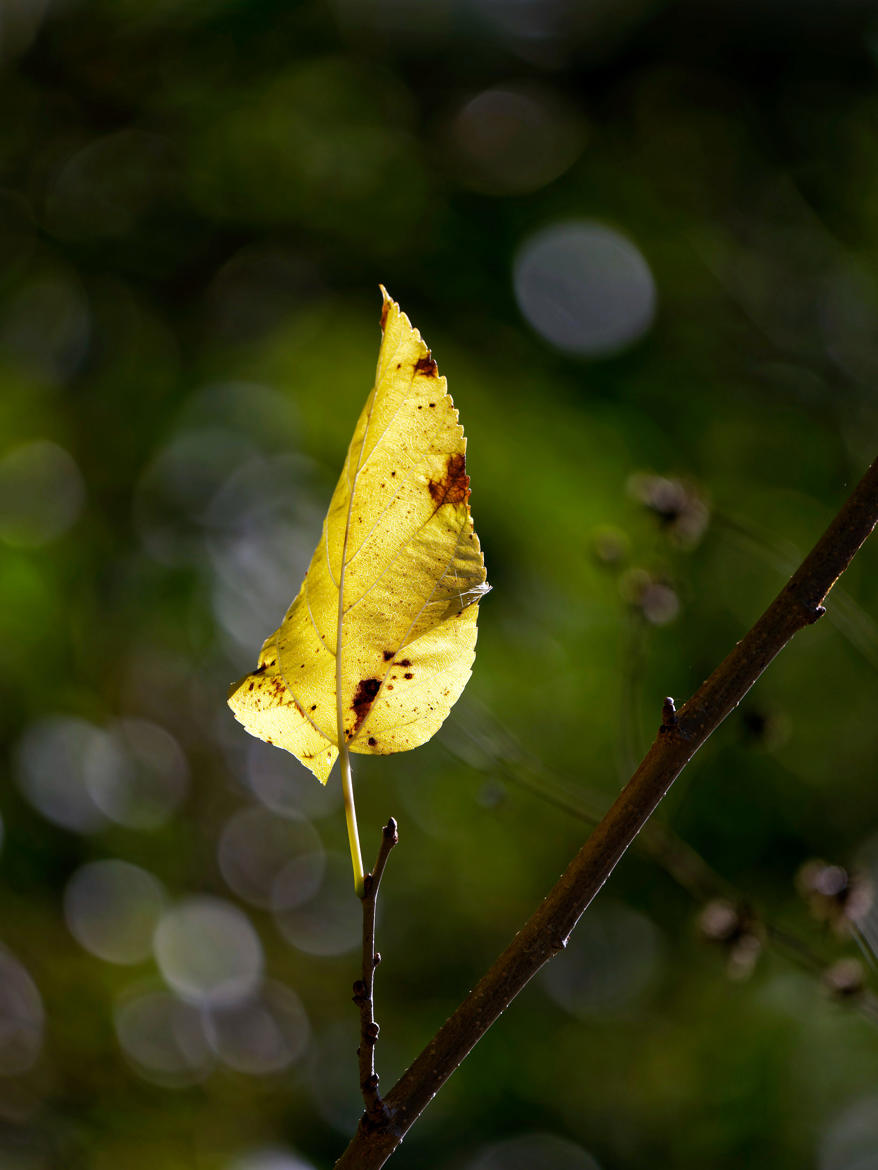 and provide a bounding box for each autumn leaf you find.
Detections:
[227,287,489,889]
